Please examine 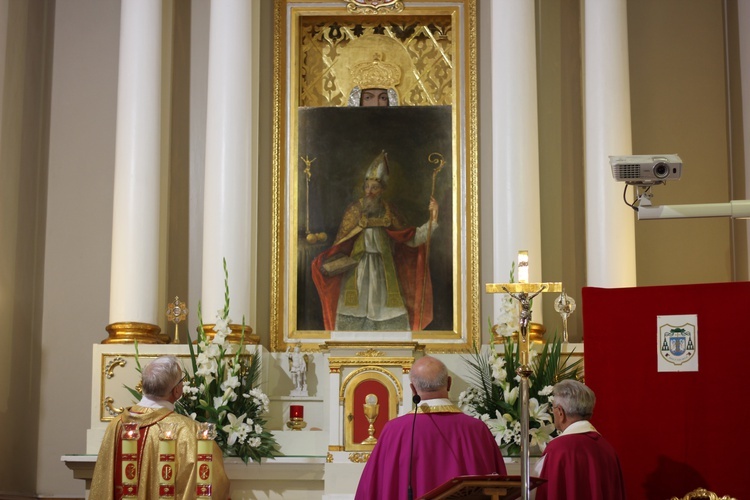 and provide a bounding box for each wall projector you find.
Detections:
[609,154,682,185]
